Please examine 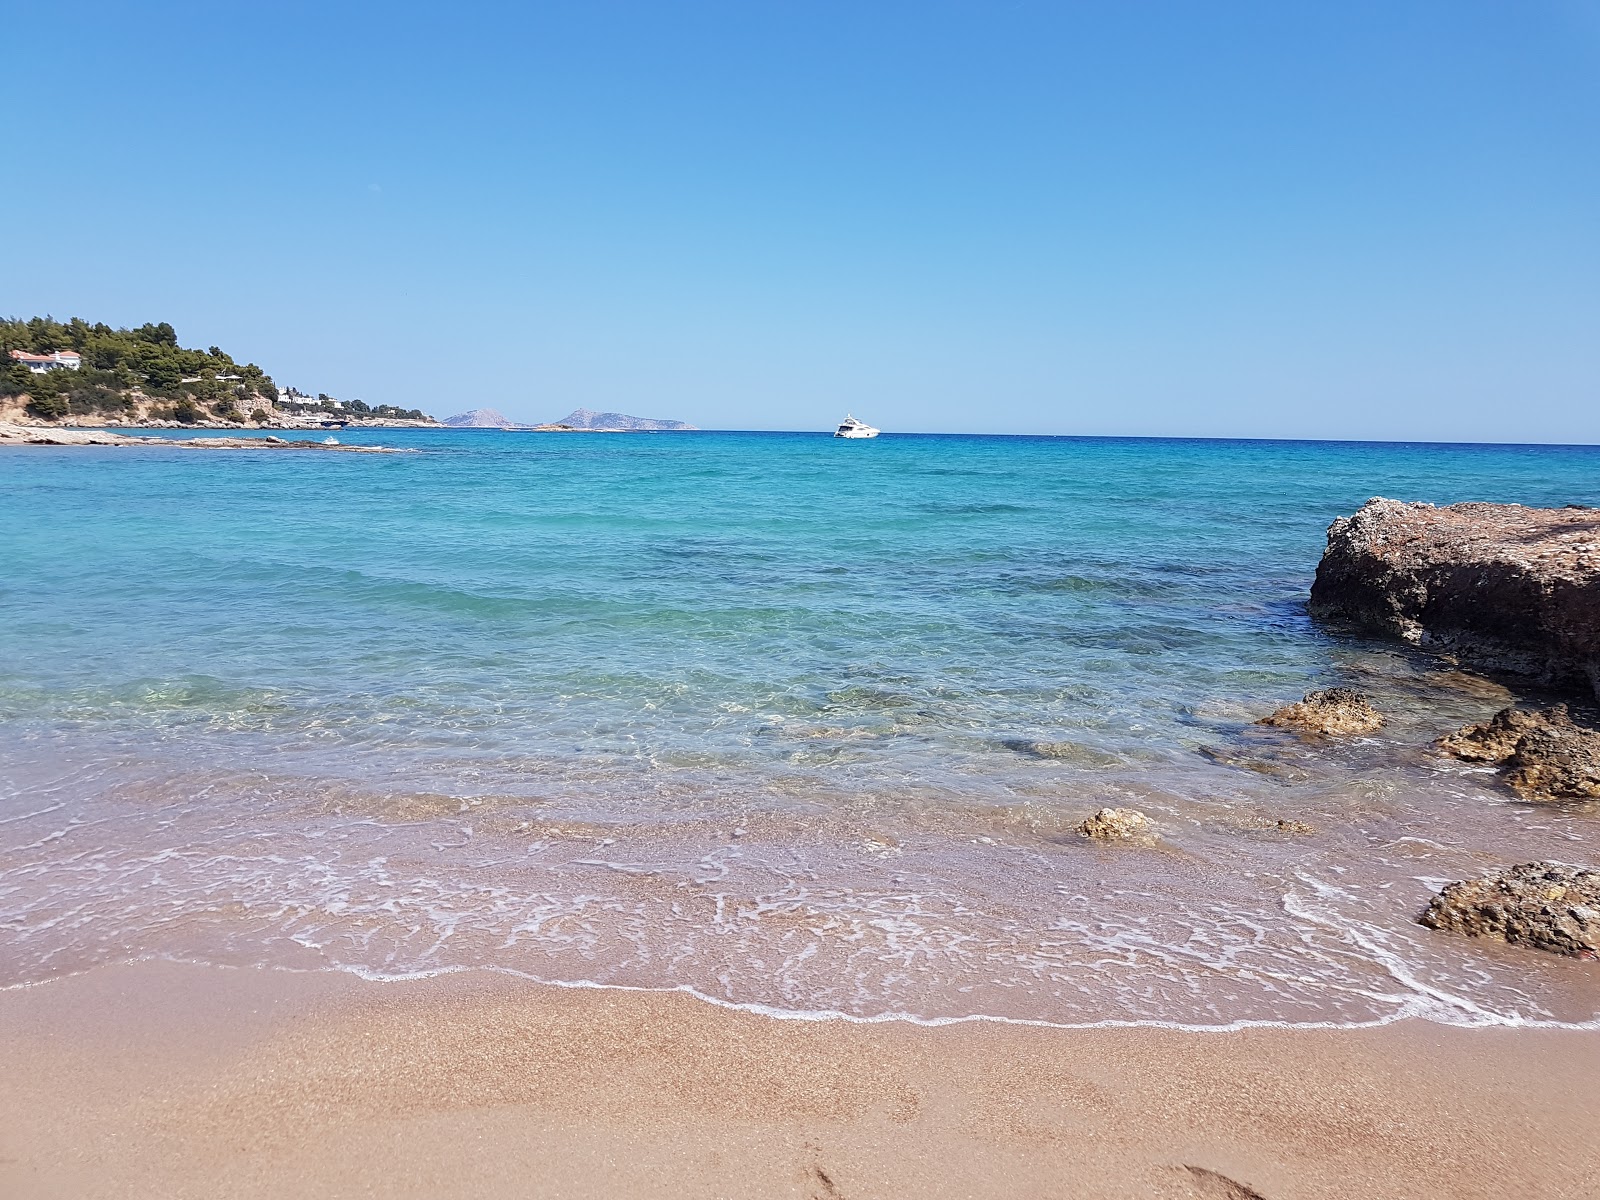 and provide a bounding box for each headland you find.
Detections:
[3,315,441,433]
[0,422,407,452]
